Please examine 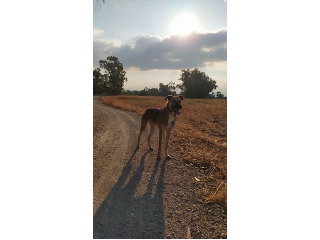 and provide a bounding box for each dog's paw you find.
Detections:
[165,155,172,160]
